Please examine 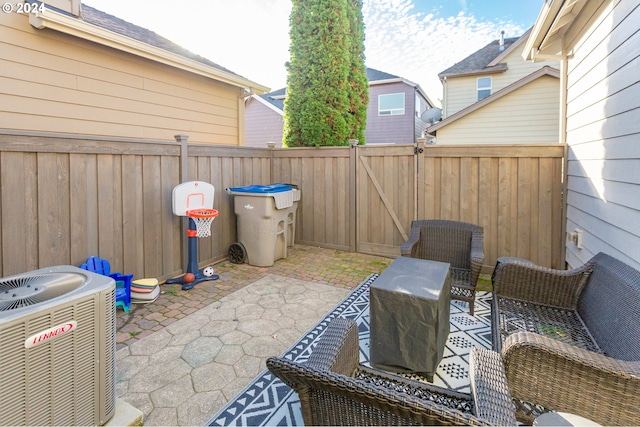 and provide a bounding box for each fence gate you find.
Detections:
[355,144,417,257]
